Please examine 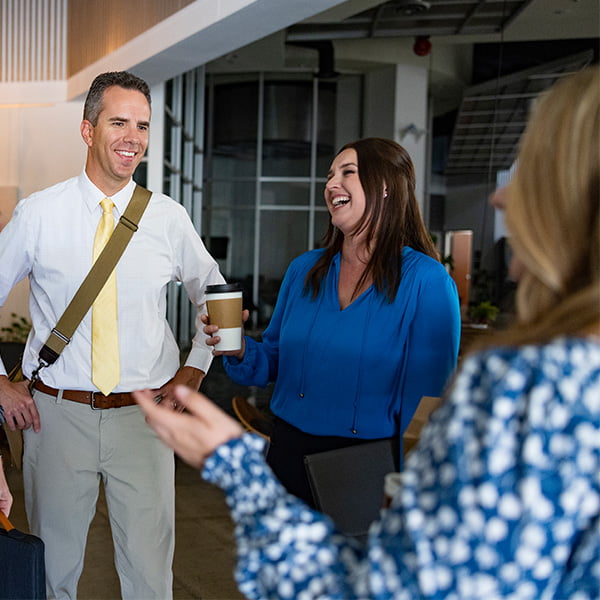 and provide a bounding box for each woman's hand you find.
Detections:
[133,386,244,469]
[202,309,250,360]
[0,457,13,517]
